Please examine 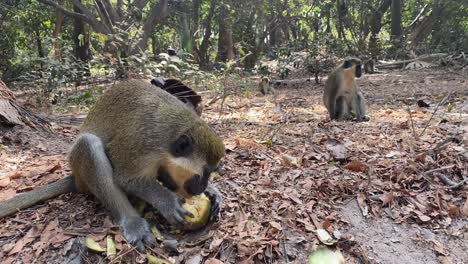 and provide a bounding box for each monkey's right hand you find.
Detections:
[120,216,155,251]
[153,191,195,227]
